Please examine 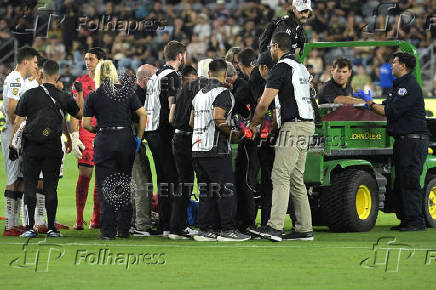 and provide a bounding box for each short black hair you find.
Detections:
[271,32,291,52]
[181,65,197,77]
[237,48,257,67]
[87,47,106,60]
[37,55,47,69]
[393,52,416,71]
[163,40,186,61]
[332,57,352,71]
[43,60,59,77]
[209,59,227,77]
[16,47,39,64]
